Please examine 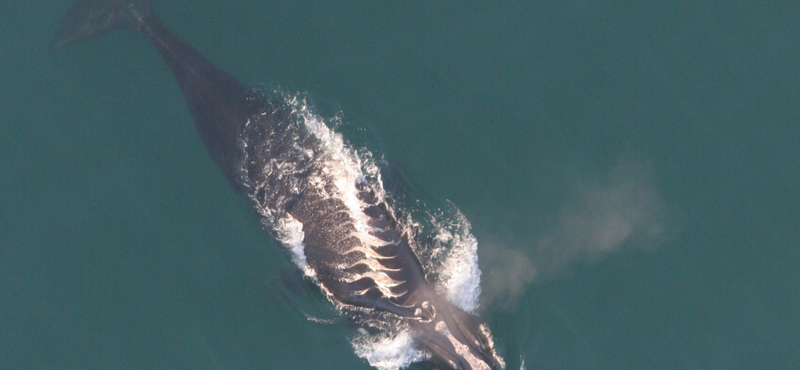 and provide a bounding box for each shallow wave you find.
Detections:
[431,207,482,313]
[352,330,428,370]
[274,213,314,278]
